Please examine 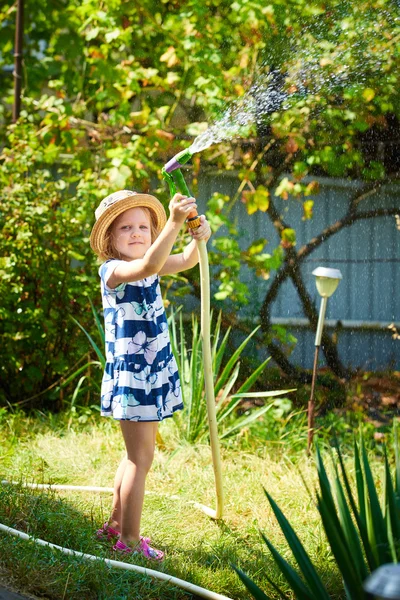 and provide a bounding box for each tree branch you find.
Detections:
[298,207,400,261]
